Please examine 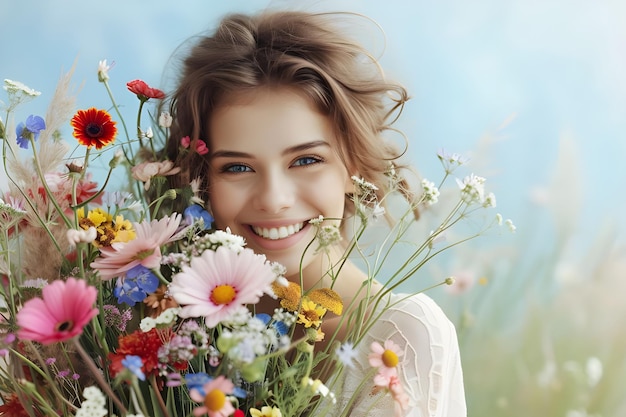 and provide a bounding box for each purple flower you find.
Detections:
[121,354,145,381]
[16,115,45,149]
